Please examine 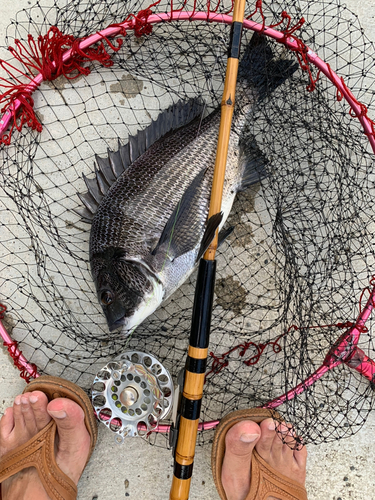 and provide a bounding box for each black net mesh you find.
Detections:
[1,0,375,447]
